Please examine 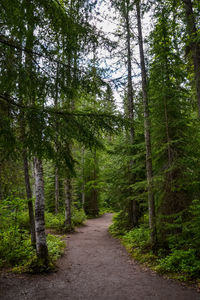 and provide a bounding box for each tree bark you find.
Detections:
[55,166,59,214]
[81,147,85,211]
[18,39,36,247]
[125,0,135,144]
[23,154,36,246]
[124,0,138,227]
[54,63,59,214]
[34,157,48,265]
[136,0,157,247]
[64,177,72,229]
[183,0,200,117]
